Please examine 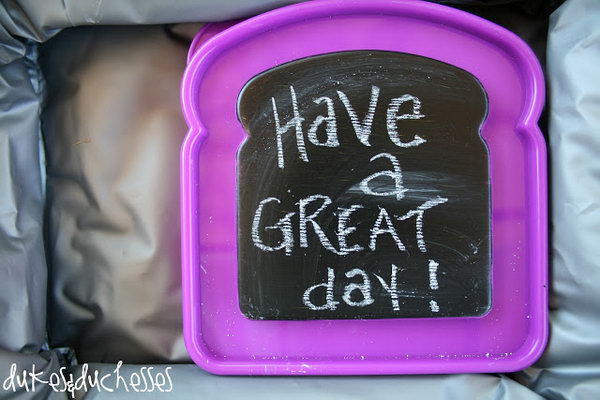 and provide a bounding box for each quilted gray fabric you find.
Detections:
[1,0,598,399]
